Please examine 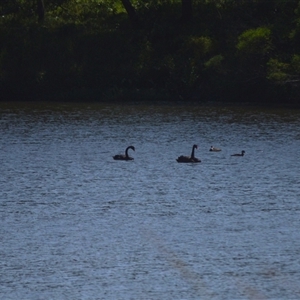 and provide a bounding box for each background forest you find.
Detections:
[1,0,300,105]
